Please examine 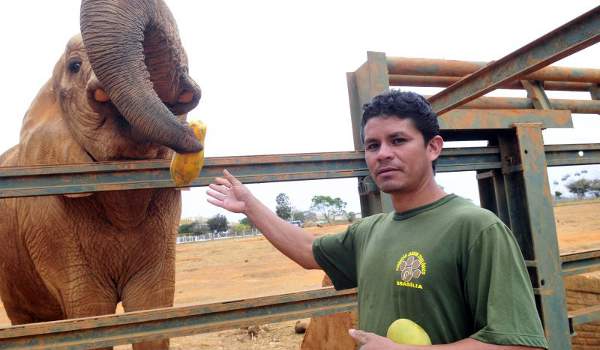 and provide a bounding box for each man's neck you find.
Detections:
[390,178,447,213]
